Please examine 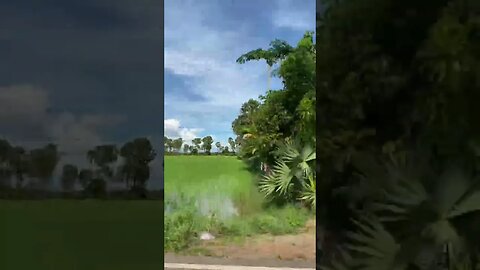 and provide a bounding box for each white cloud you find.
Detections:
[164,118,203,143]
[164,1,269,109]
[0,84,124,154]
[164,0,312,142]
[272,0,315,31]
